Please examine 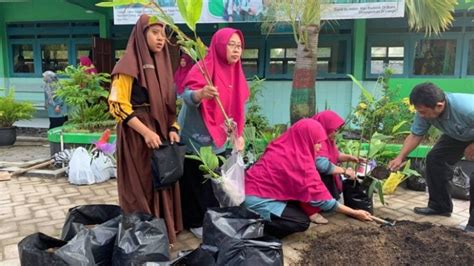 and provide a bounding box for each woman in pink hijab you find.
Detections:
[178,28,249,238]
[173,53,194,95]
[301,110,363,224]
[79,56,97,74]
[244,119,371,238]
